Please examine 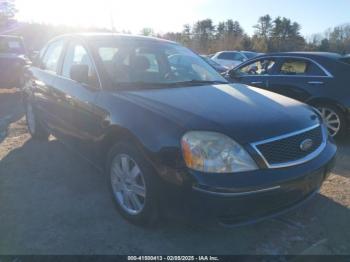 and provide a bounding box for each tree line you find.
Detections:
[0,0,349,55]
[161,15,350,55]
